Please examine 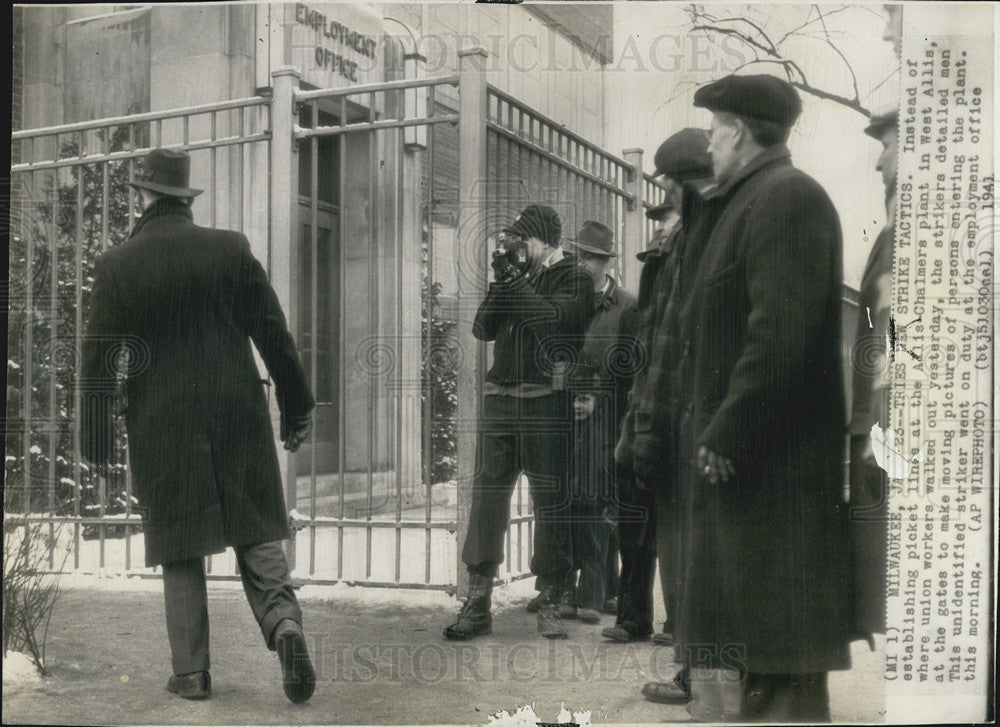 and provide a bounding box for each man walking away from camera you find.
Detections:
[81,149,316,704]
[444,204,594,641]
